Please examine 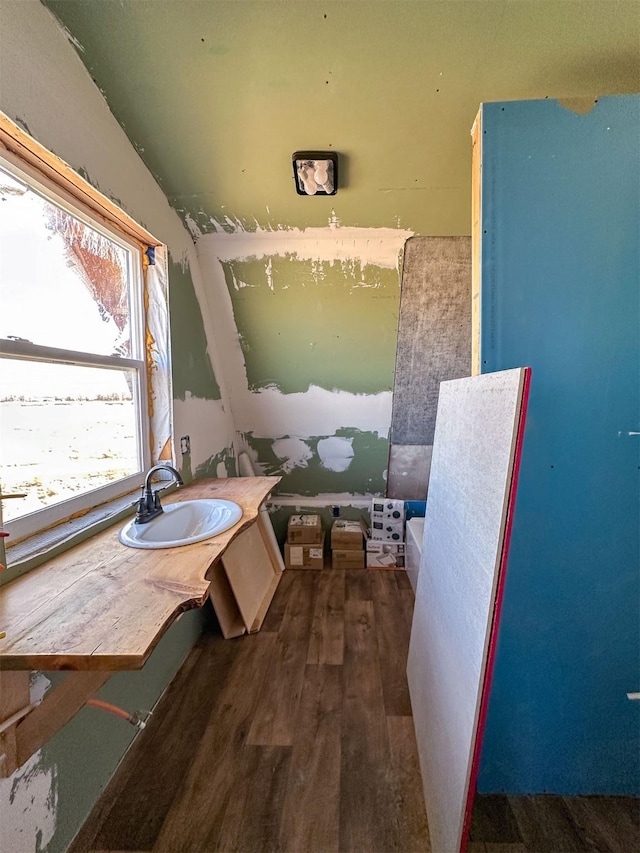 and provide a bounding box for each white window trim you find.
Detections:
[0,137,156,547]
